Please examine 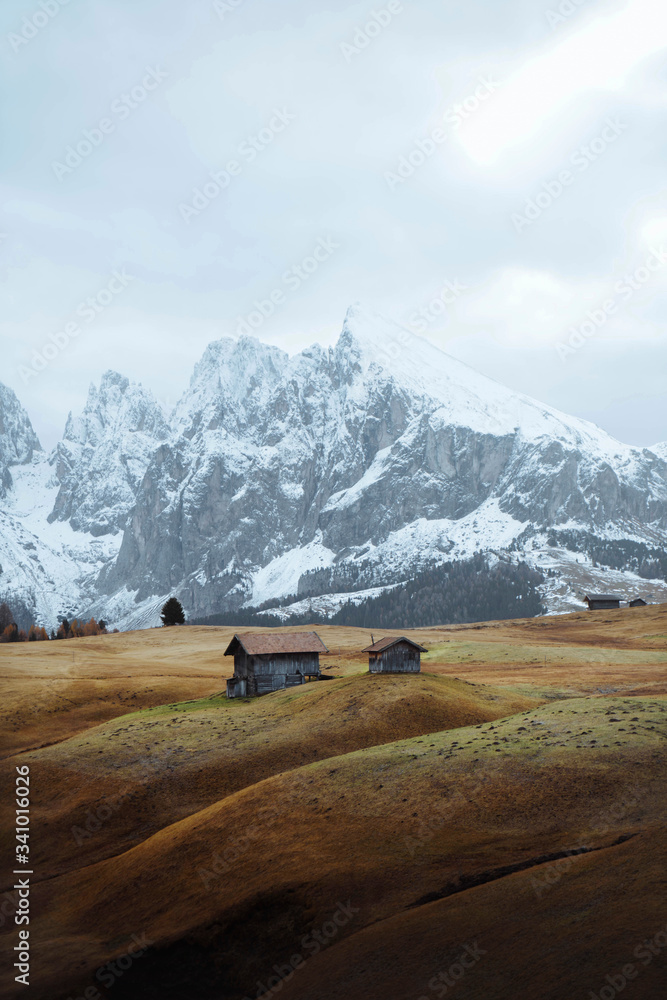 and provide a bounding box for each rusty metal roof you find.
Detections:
[361,636,428,653]
[224,631,329,656]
